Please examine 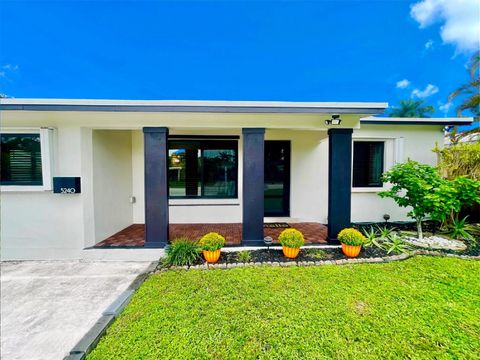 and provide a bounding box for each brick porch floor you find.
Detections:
[94,223,328,247]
